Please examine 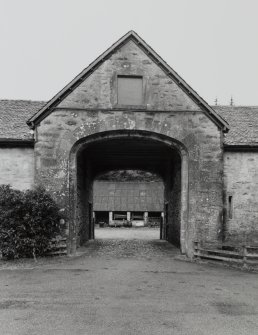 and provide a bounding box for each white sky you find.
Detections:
[0,0,257,105]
